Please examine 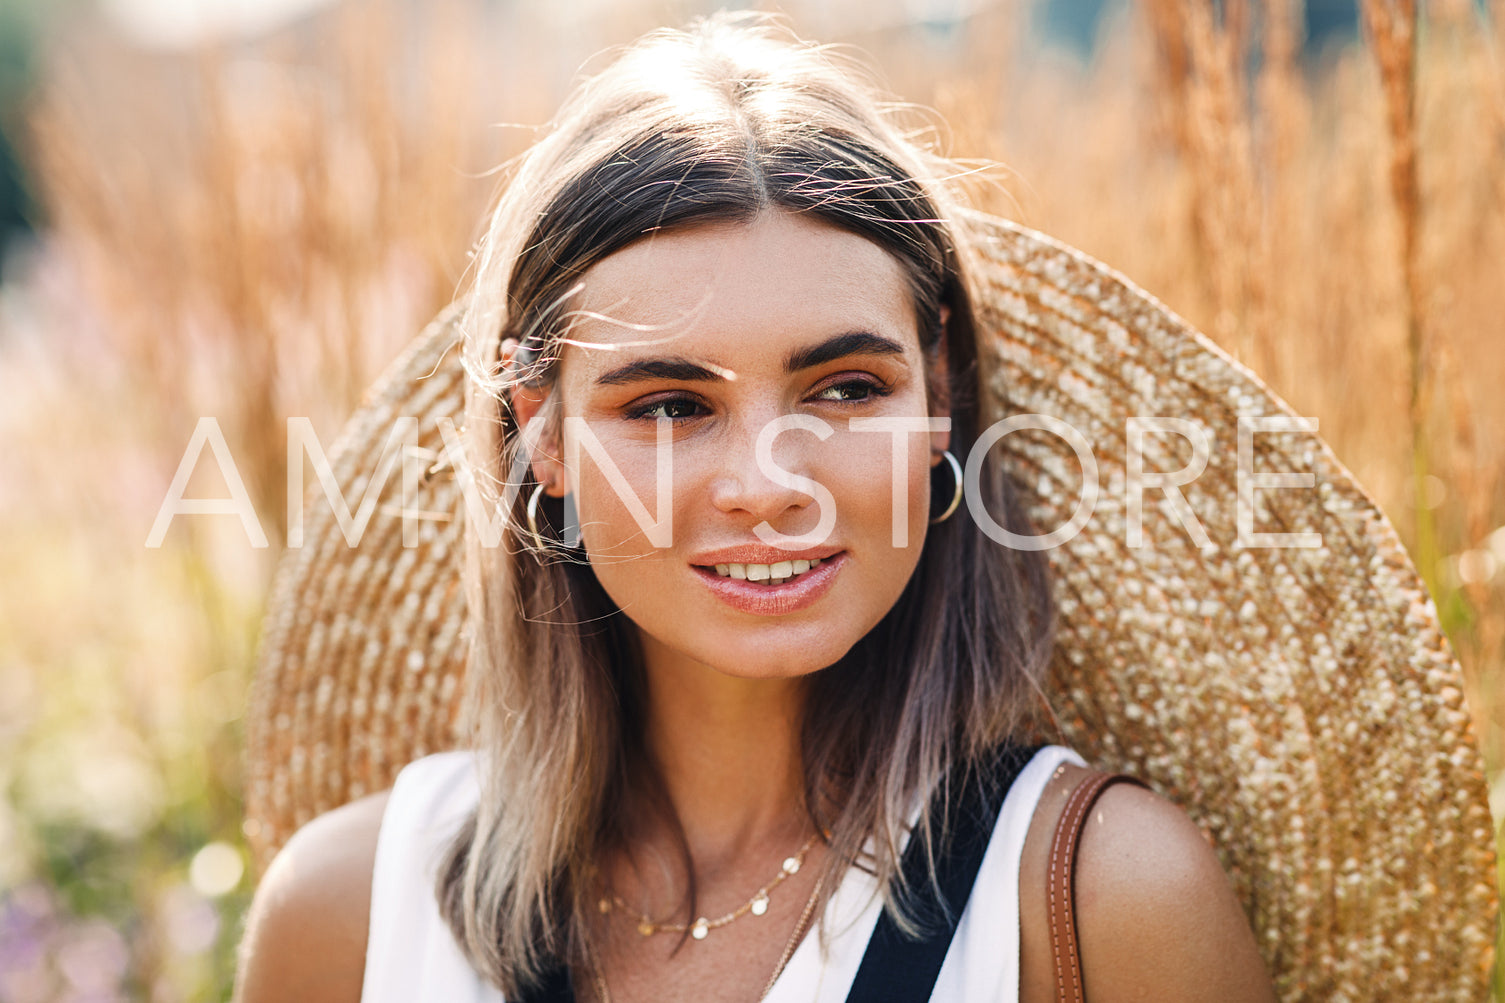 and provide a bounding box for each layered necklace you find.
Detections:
[590,832,825,1002]
[597,831,821,940]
